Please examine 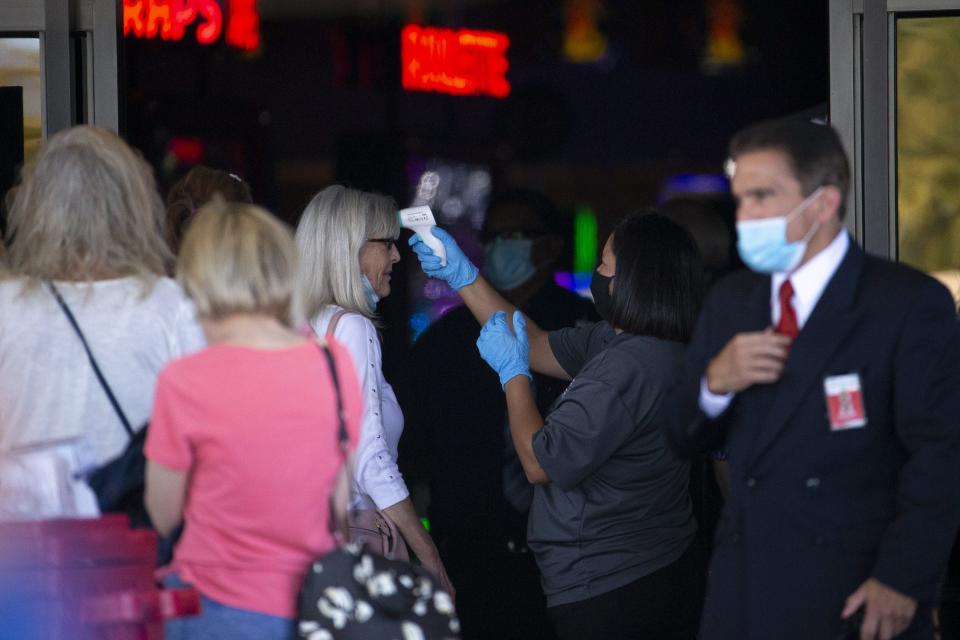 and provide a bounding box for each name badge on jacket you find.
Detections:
[824,373,867,430]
